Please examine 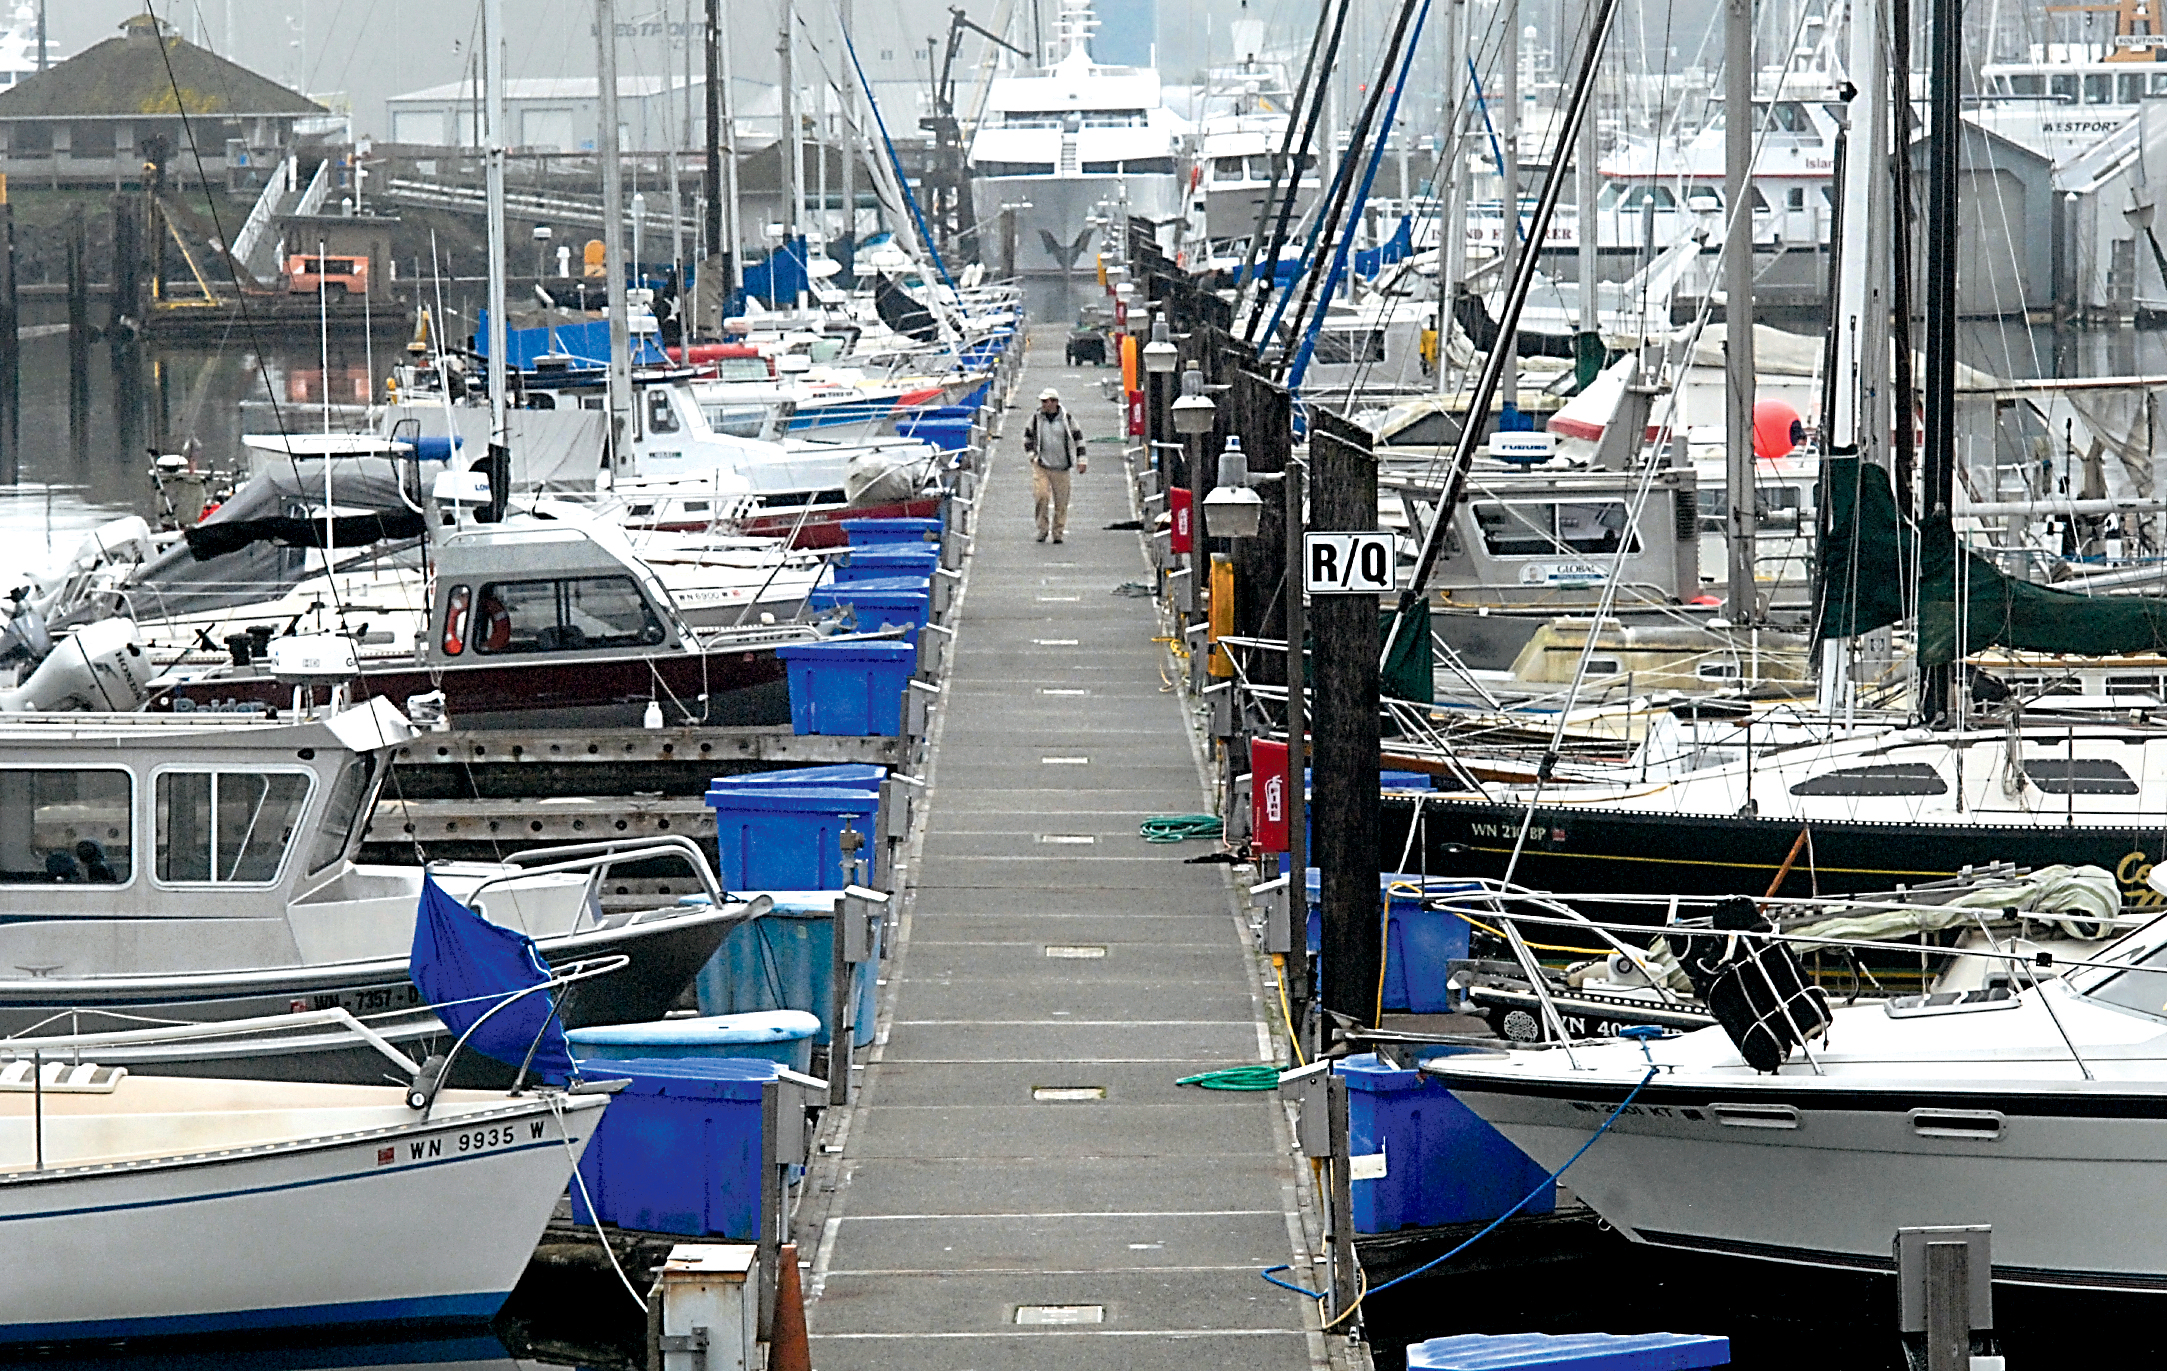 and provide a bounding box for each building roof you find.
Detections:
[386,75,692,106]
[0,16,325,120]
